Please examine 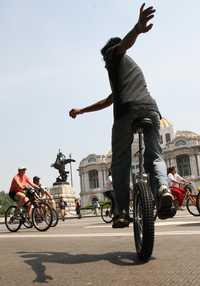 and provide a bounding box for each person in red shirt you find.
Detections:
[9,167,39,217]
